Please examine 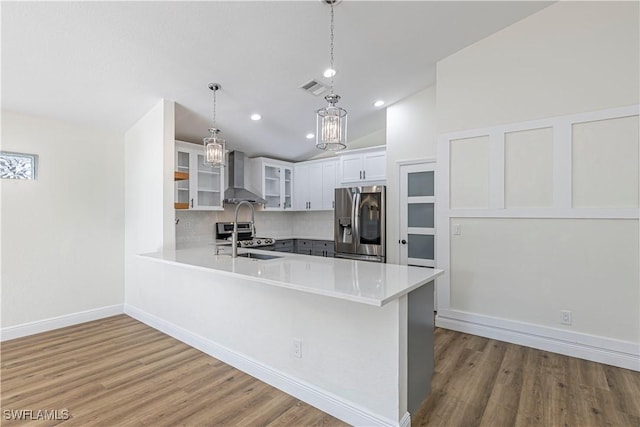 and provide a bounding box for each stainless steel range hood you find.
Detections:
[223,151,267,205]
